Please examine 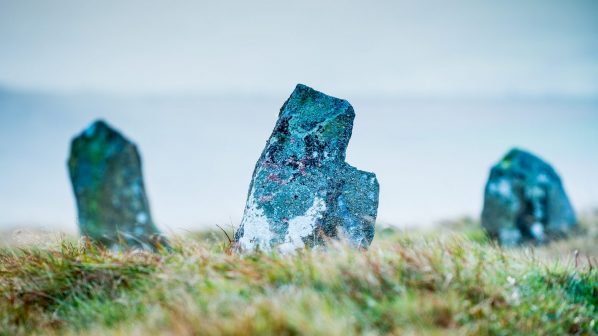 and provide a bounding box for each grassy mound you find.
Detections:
[1,224,596,335]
